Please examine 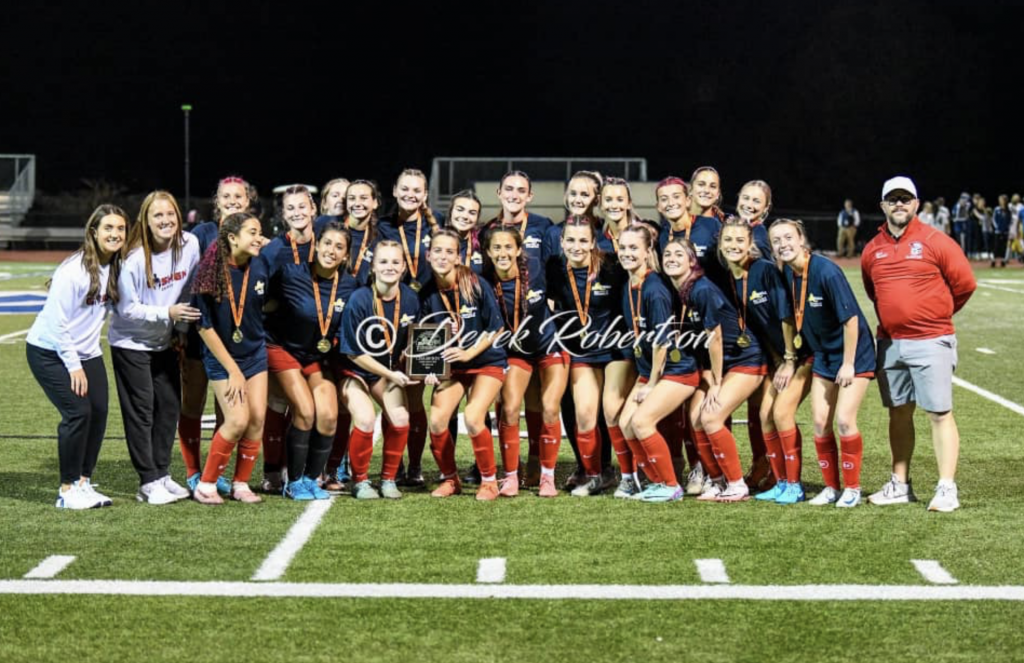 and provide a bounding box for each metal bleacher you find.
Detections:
[0,155,52,249]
